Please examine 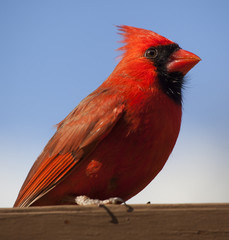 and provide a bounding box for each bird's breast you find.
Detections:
[86,92,182,200]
